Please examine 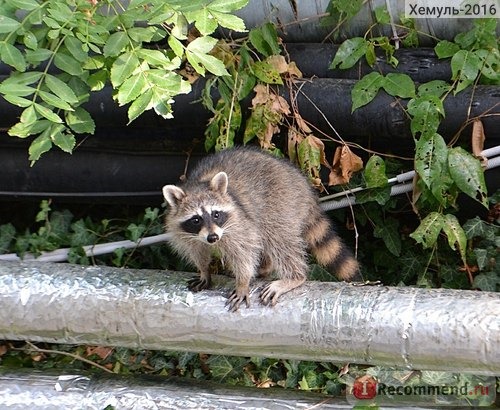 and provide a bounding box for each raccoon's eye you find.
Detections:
[190,216,201,225]
[212,211,220,219]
